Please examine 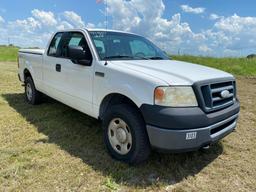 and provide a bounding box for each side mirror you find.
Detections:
[68,45,92,66]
